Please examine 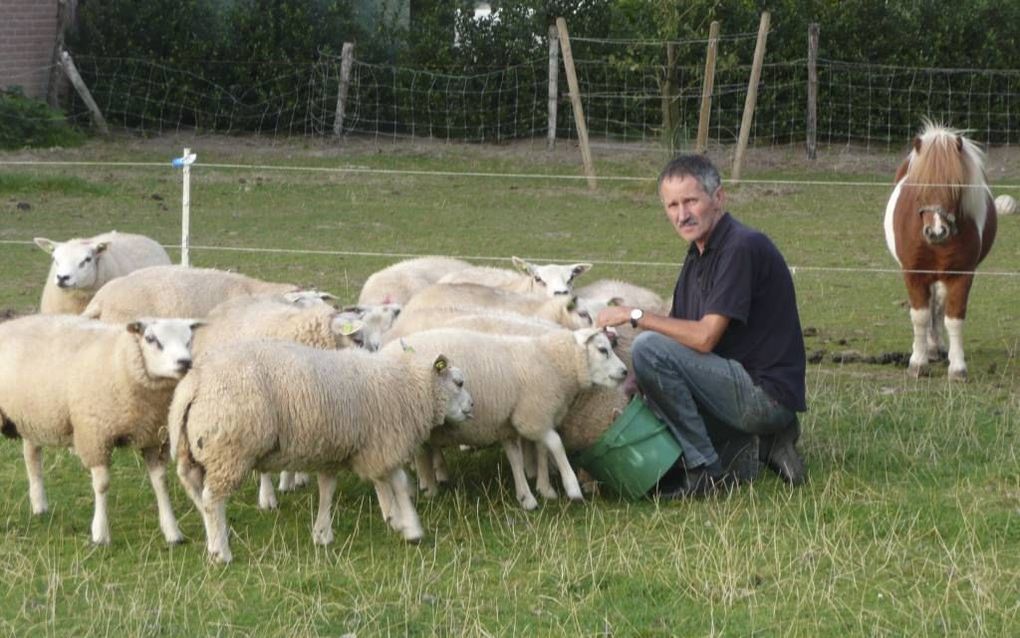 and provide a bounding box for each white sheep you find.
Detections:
[575,279,669,317]
[437,256,592,297]
[383,283,591,343]
[35,231,171,315]
[339,303,403,351]
[194,293,367,508]
[168,340,473,563]
[381,327,627,509]
[0,314,201,545]
[358,256,473,305]
[82,265,299,322]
